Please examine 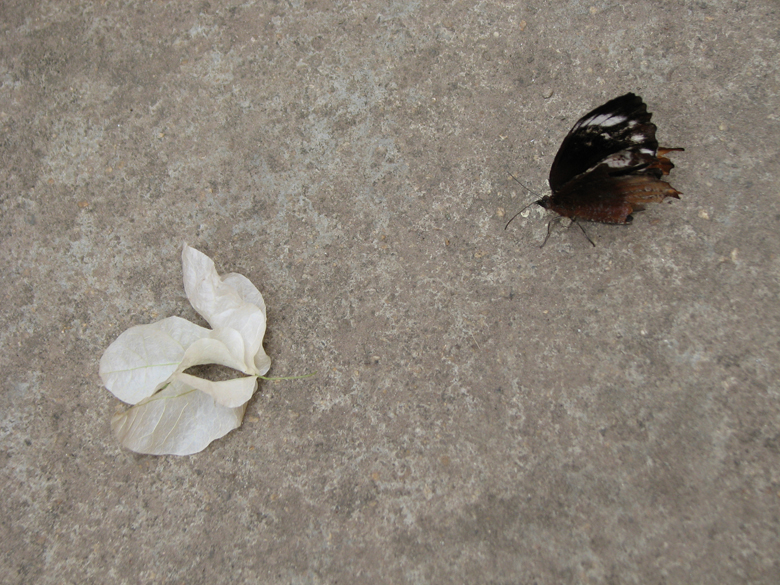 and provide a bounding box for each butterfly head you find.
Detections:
[535,196,552,210]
